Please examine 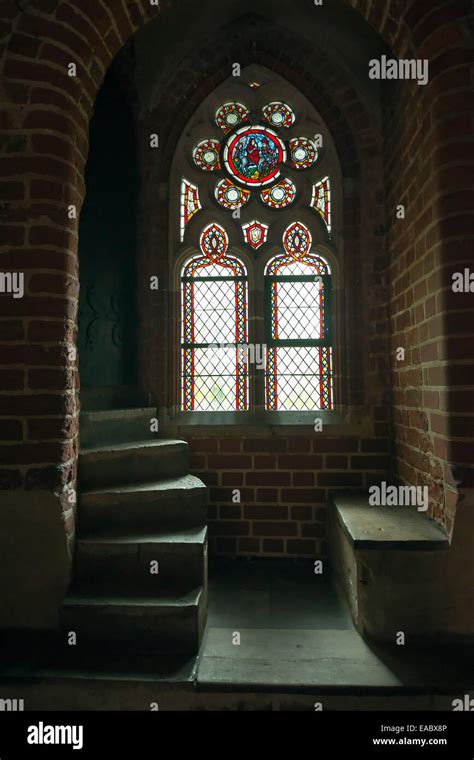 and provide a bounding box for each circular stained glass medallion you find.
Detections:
[215,179,250,210]
[193,139,220,172]
[260,178,296,209]
[223,125,287,188]
[289,137,318,170]
[215,102,250,133]
[262,102,295,128]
